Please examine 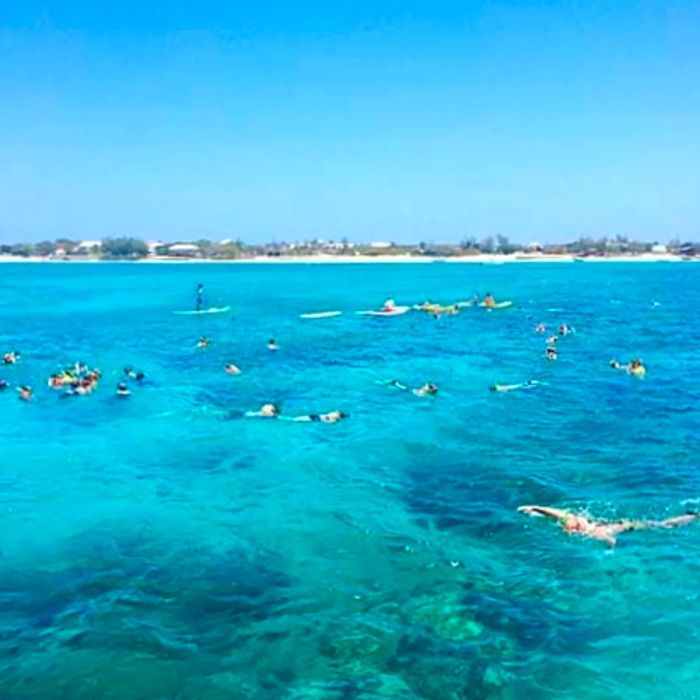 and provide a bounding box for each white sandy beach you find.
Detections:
[0,253,694,264]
